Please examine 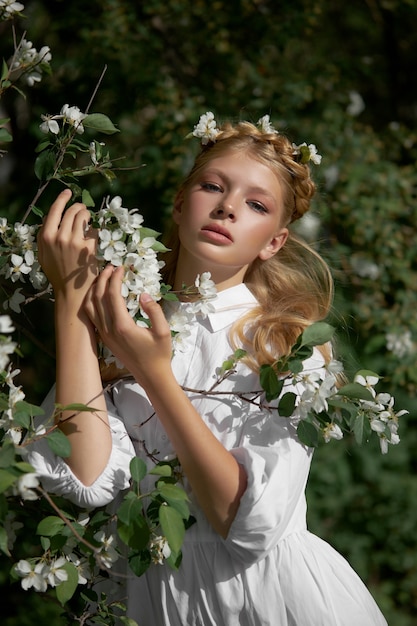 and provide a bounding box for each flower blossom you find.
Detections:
[14,560,47,592]
[292,142,322,165]
[192,111,220,144]
[13,472,40,501]
[0,314,15,333]
[94,531,119,568]
[0,0,24,19]
[257,115,278,134]
[386,330,413,359]
[45,556,68,587]
[150,535,171,565]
